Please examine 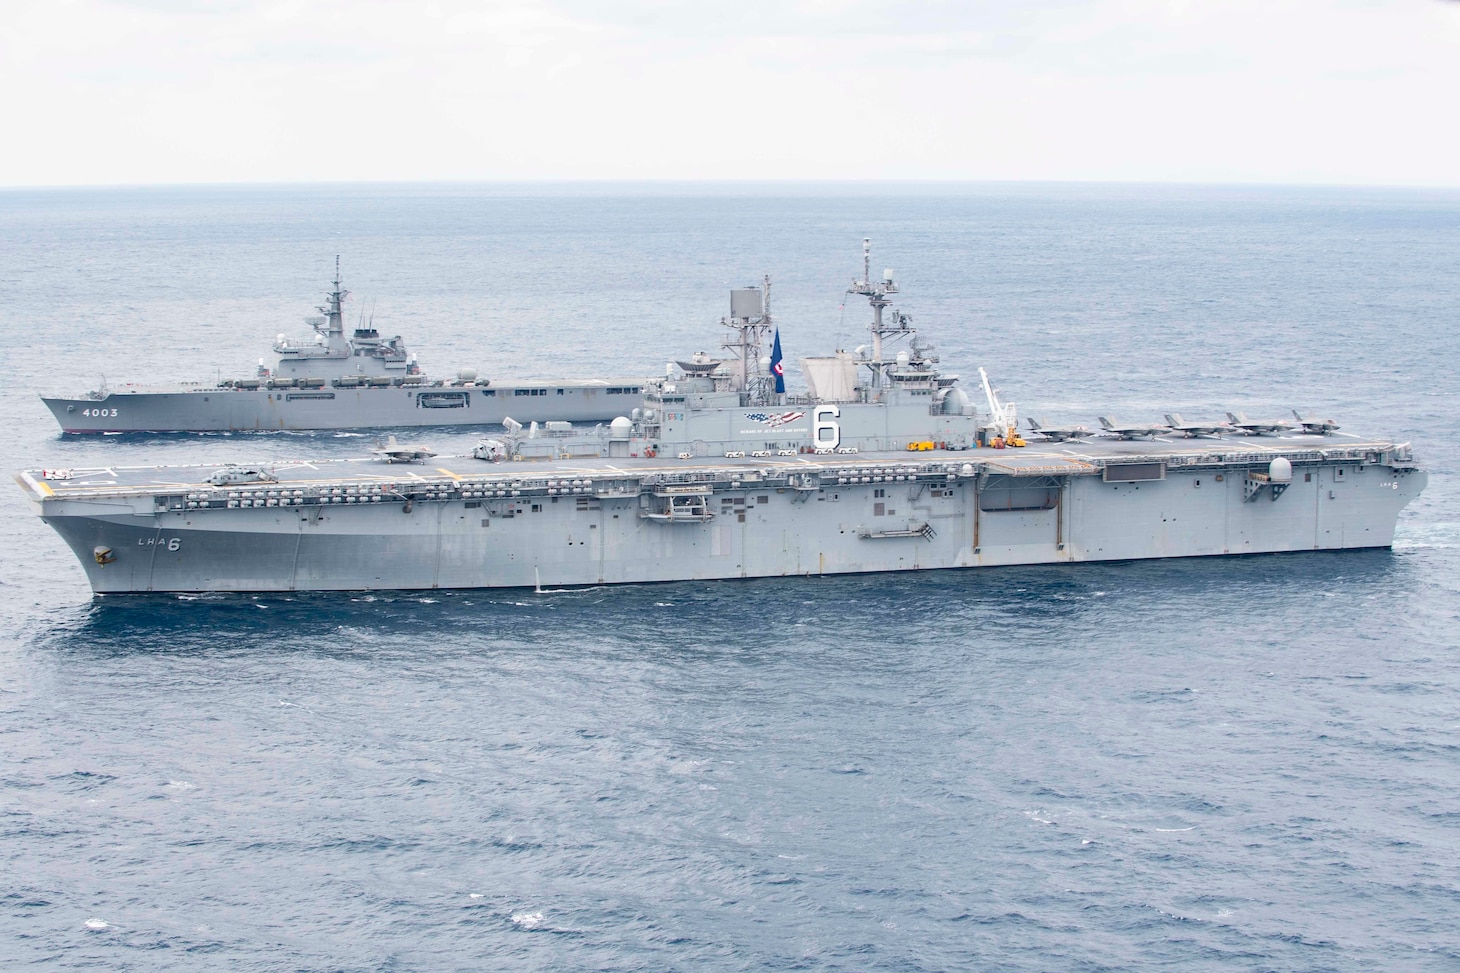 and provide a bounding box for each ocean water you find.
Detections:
[1,183,1458,971]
